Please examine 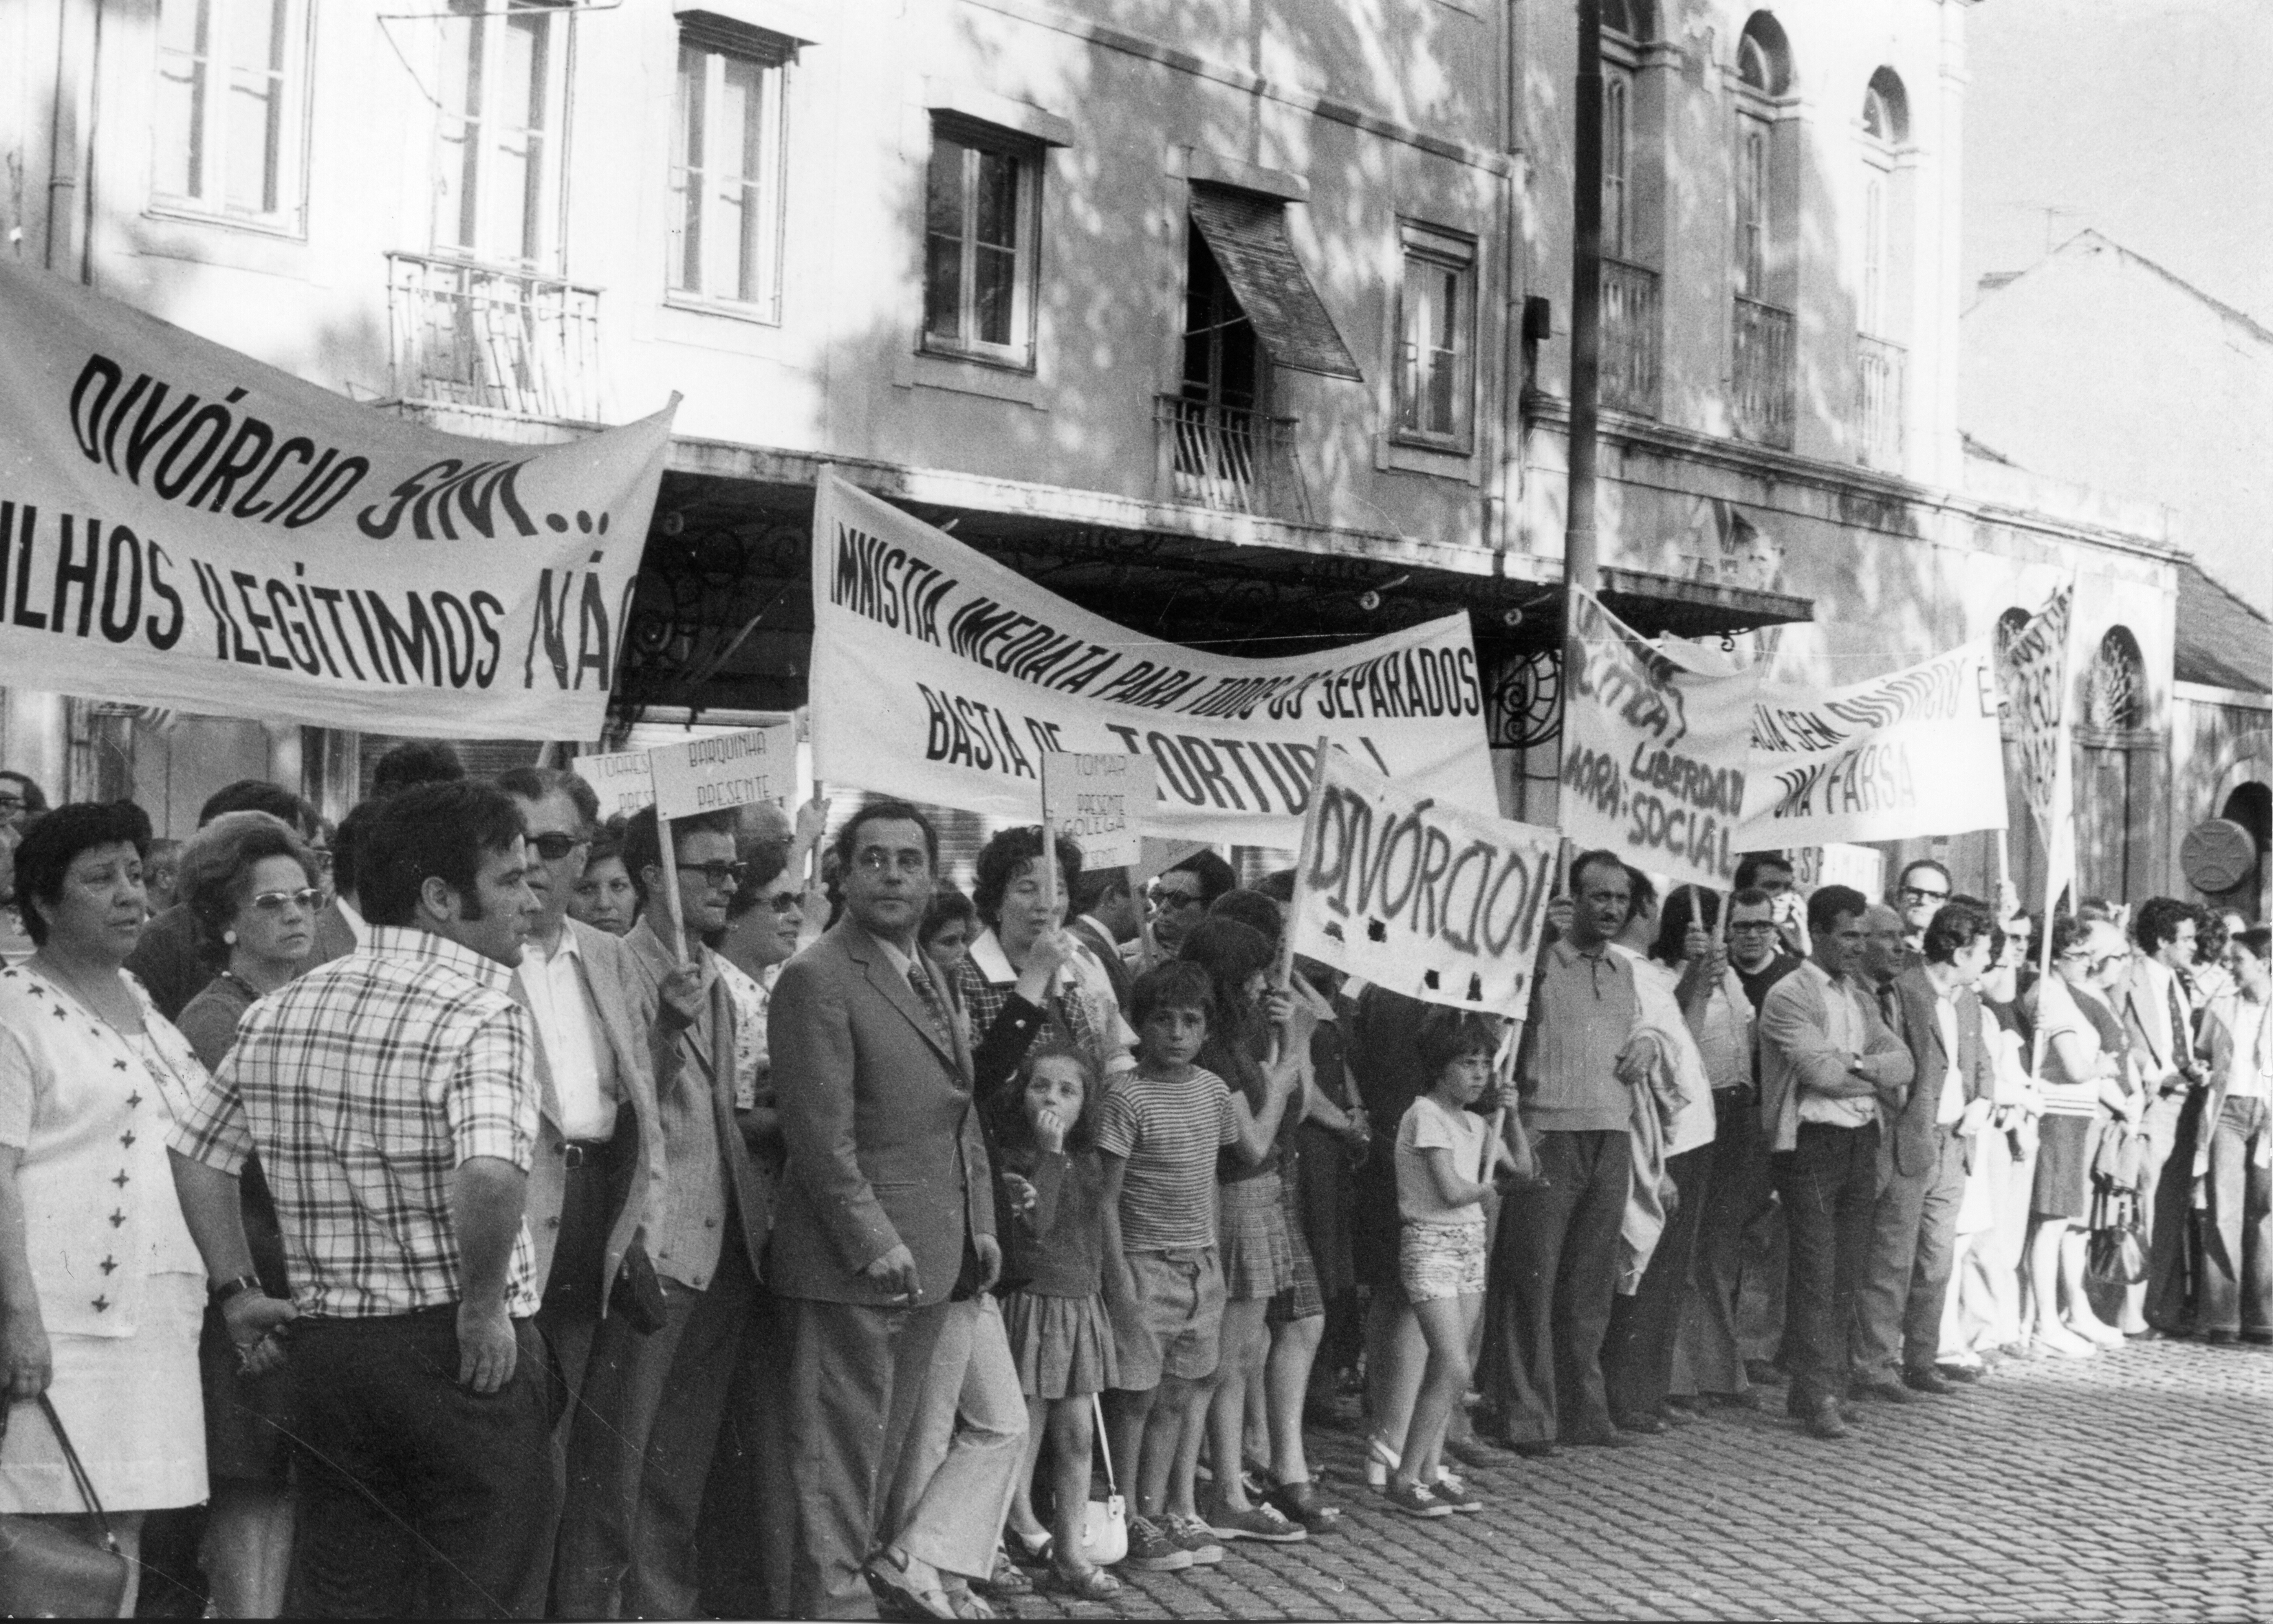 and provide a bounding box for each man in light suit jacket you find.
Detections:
[1758,886,1913,1440]
[496,771,667,1396]
[769,799,999,1620]
[554,803,772,1621]
[1850,901,1996,1400]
